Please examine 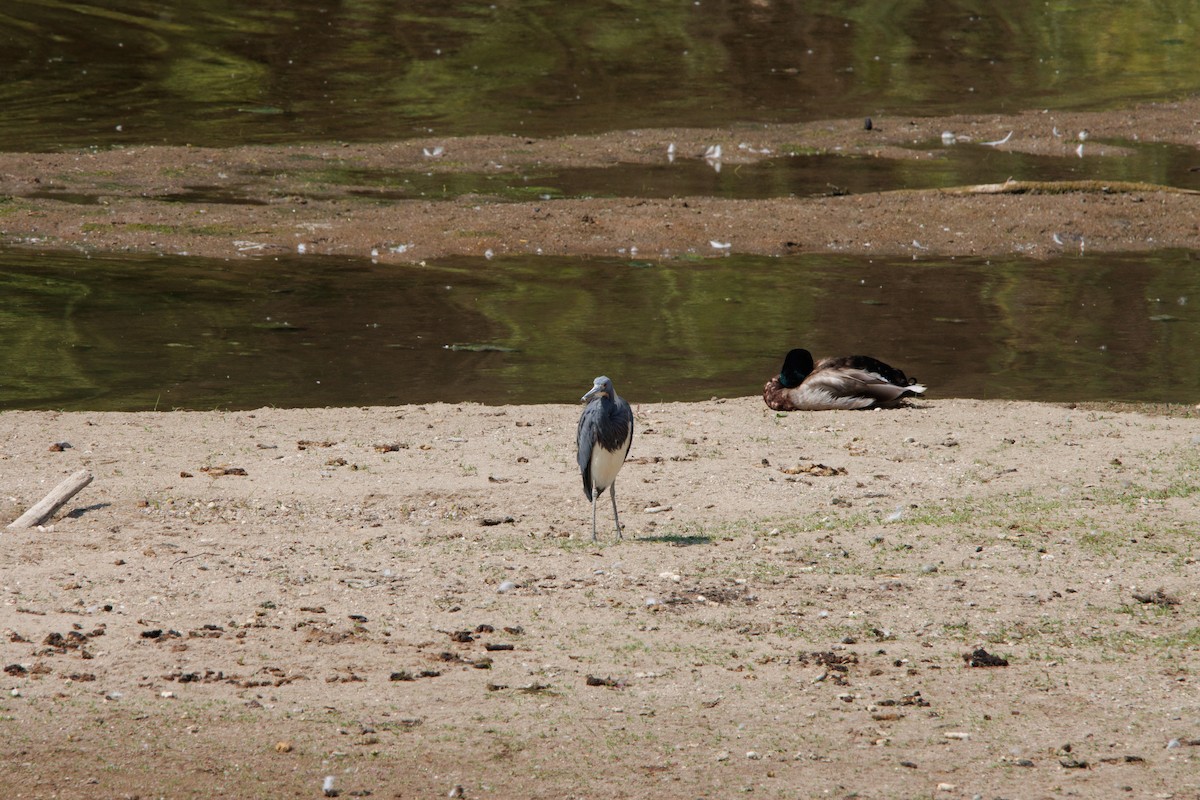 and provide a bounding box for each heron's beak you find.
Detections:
[582,385,605,402]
